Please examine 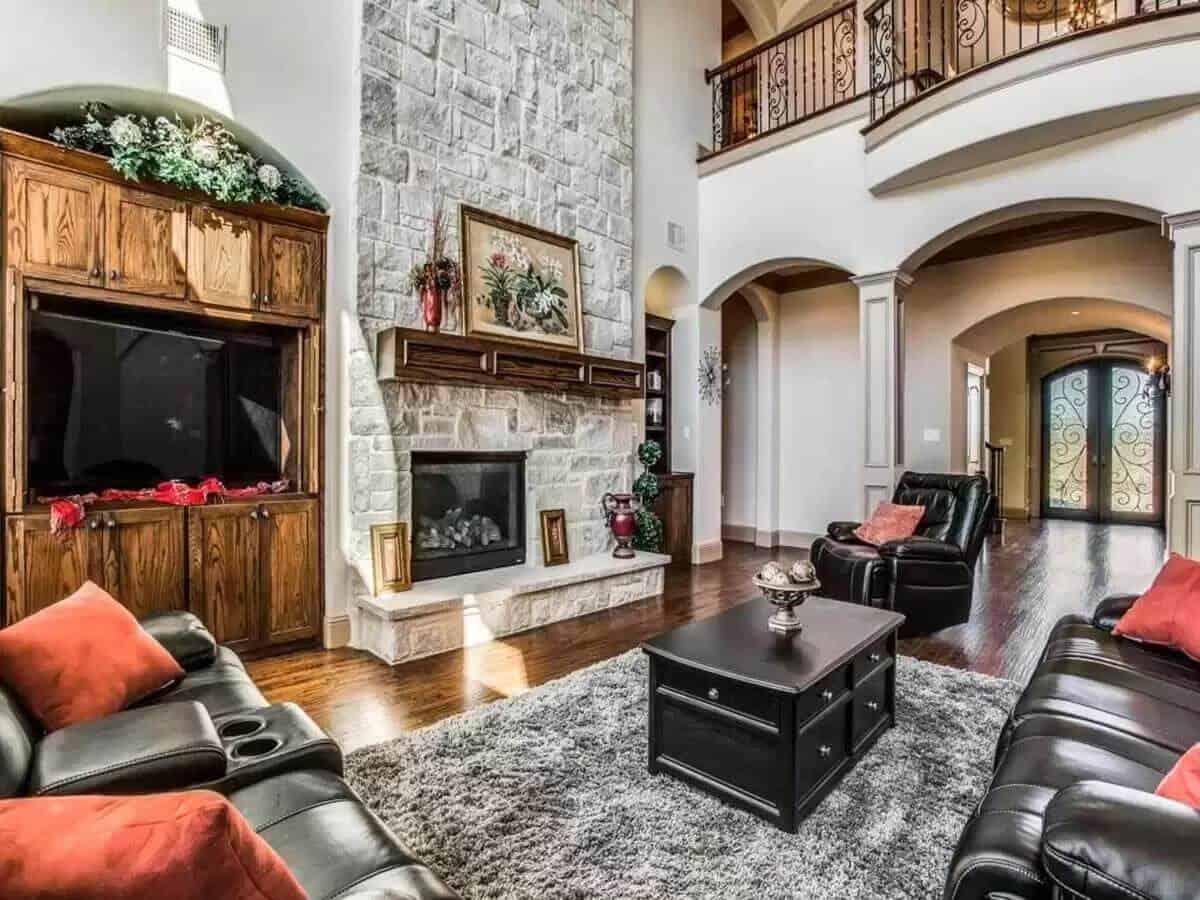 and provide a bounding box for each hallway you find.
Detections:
[250,519,1165,750]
